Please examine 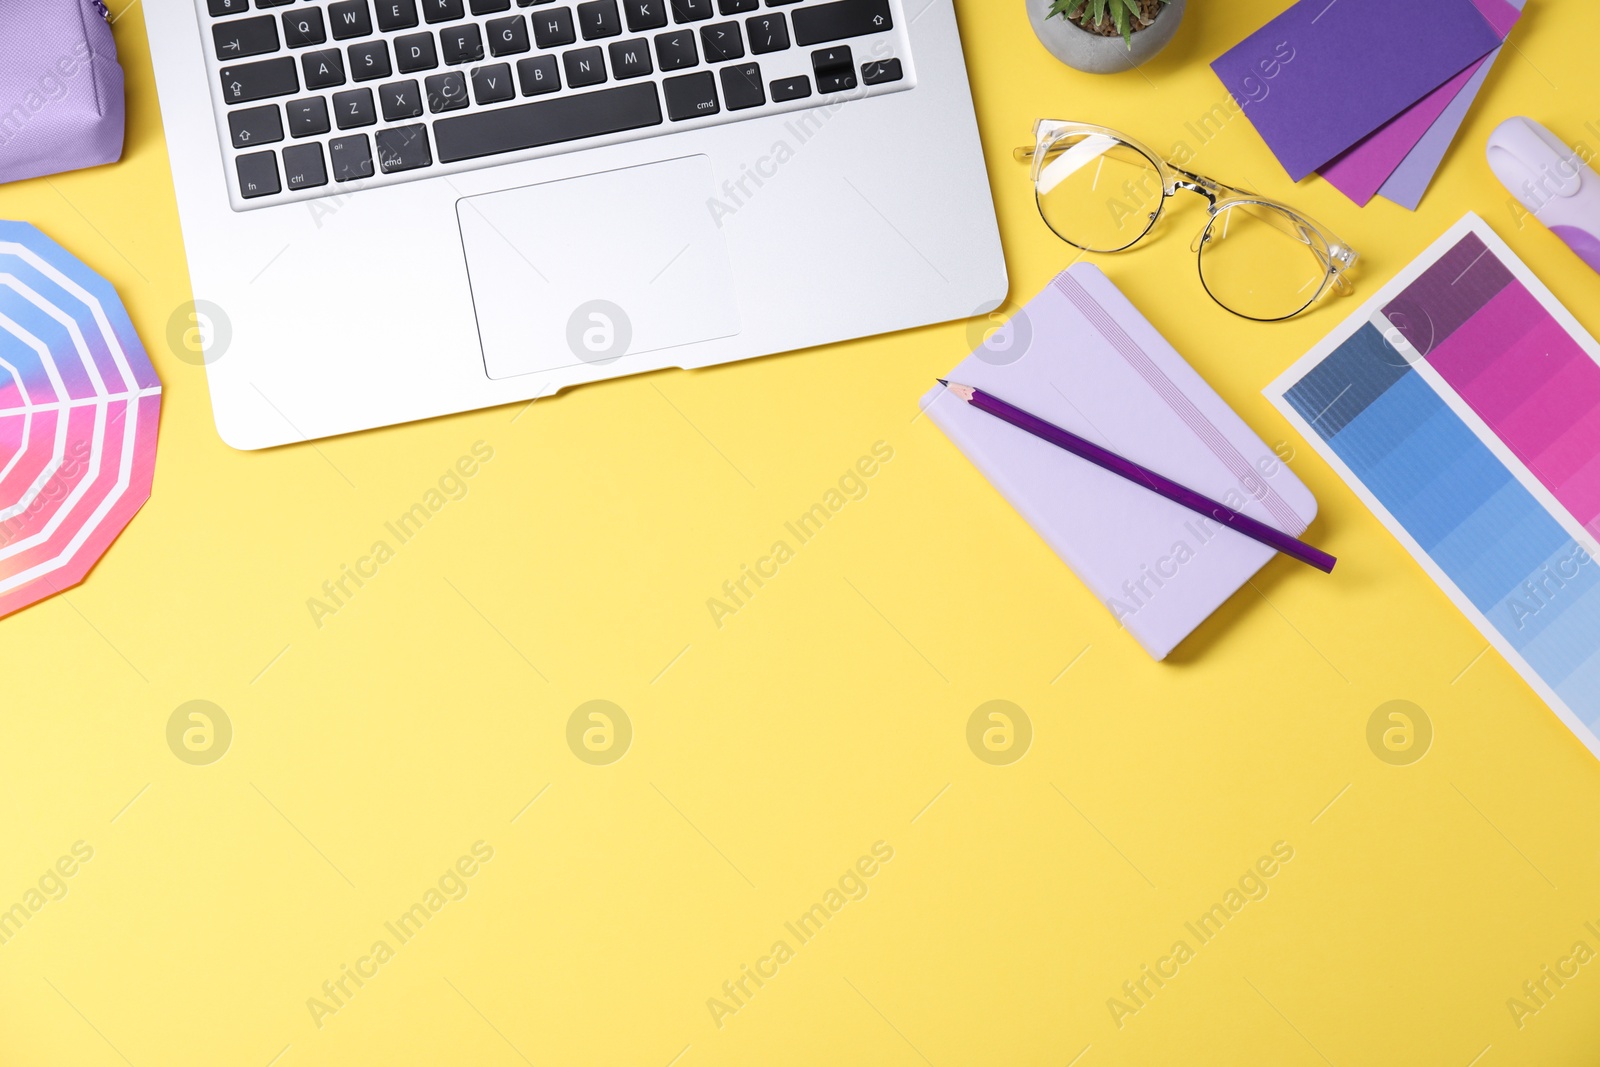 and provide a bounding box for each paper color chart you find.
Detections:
[1268,216,1600,756]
